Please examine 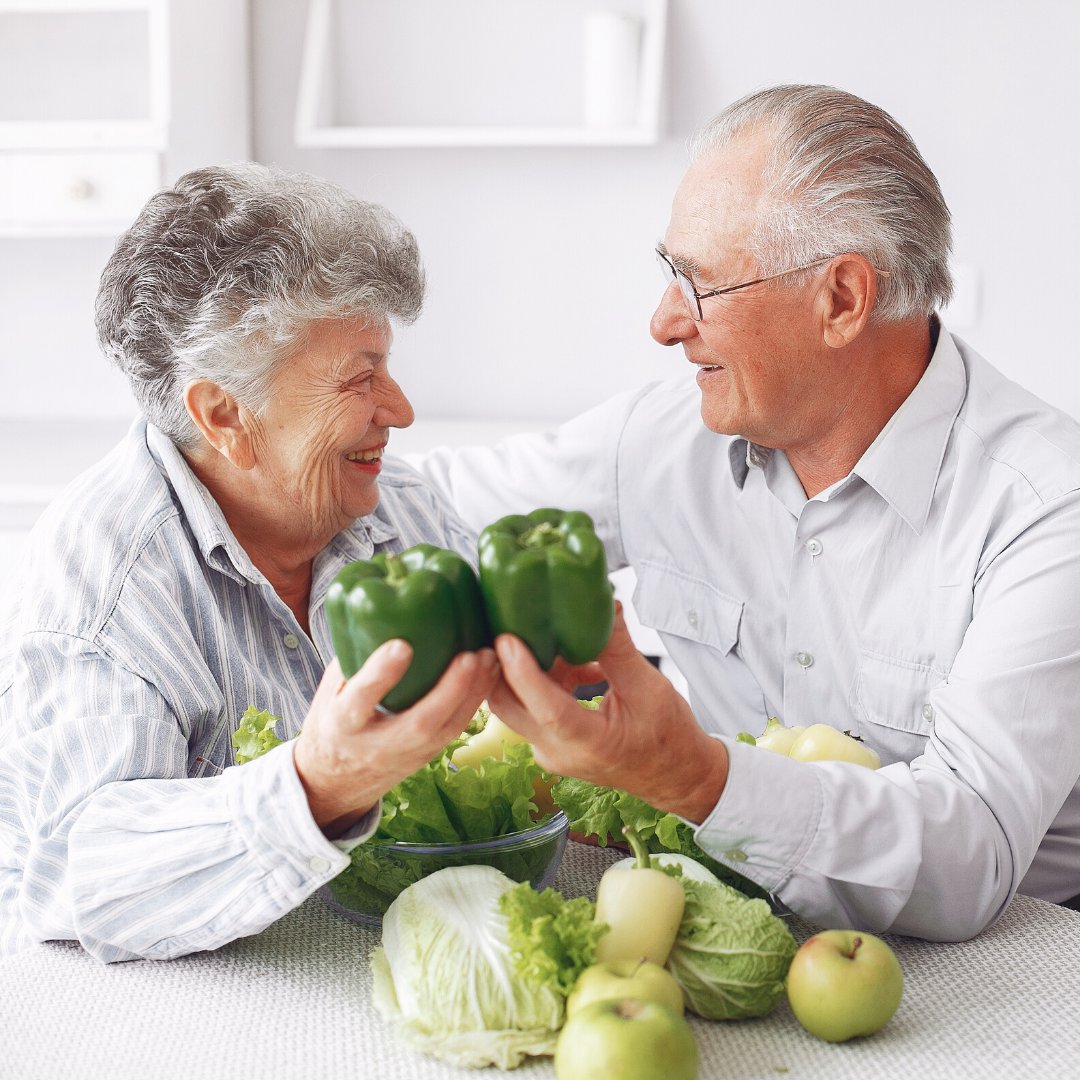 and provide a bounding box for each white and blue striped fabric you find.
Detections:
[0,419,478,961]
